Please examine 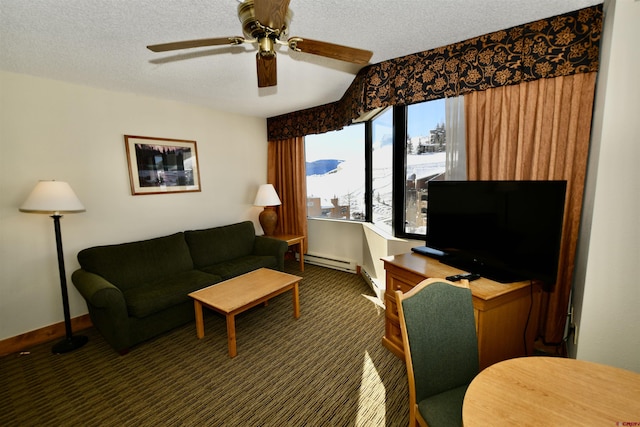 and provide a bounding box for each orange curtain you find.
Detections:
[267,137,308,253]
[465,72,597,343]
